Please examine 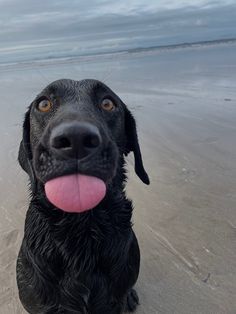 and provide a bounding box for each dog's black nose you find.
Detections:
[50,121,102,159]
